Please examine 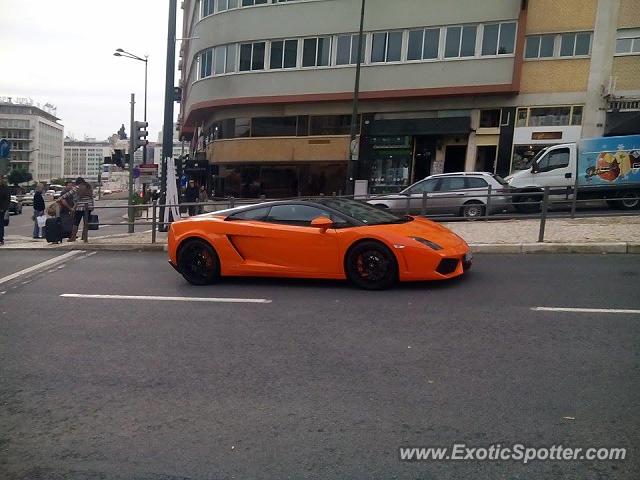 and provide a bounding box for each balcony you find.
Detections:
[206,135,350,164]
